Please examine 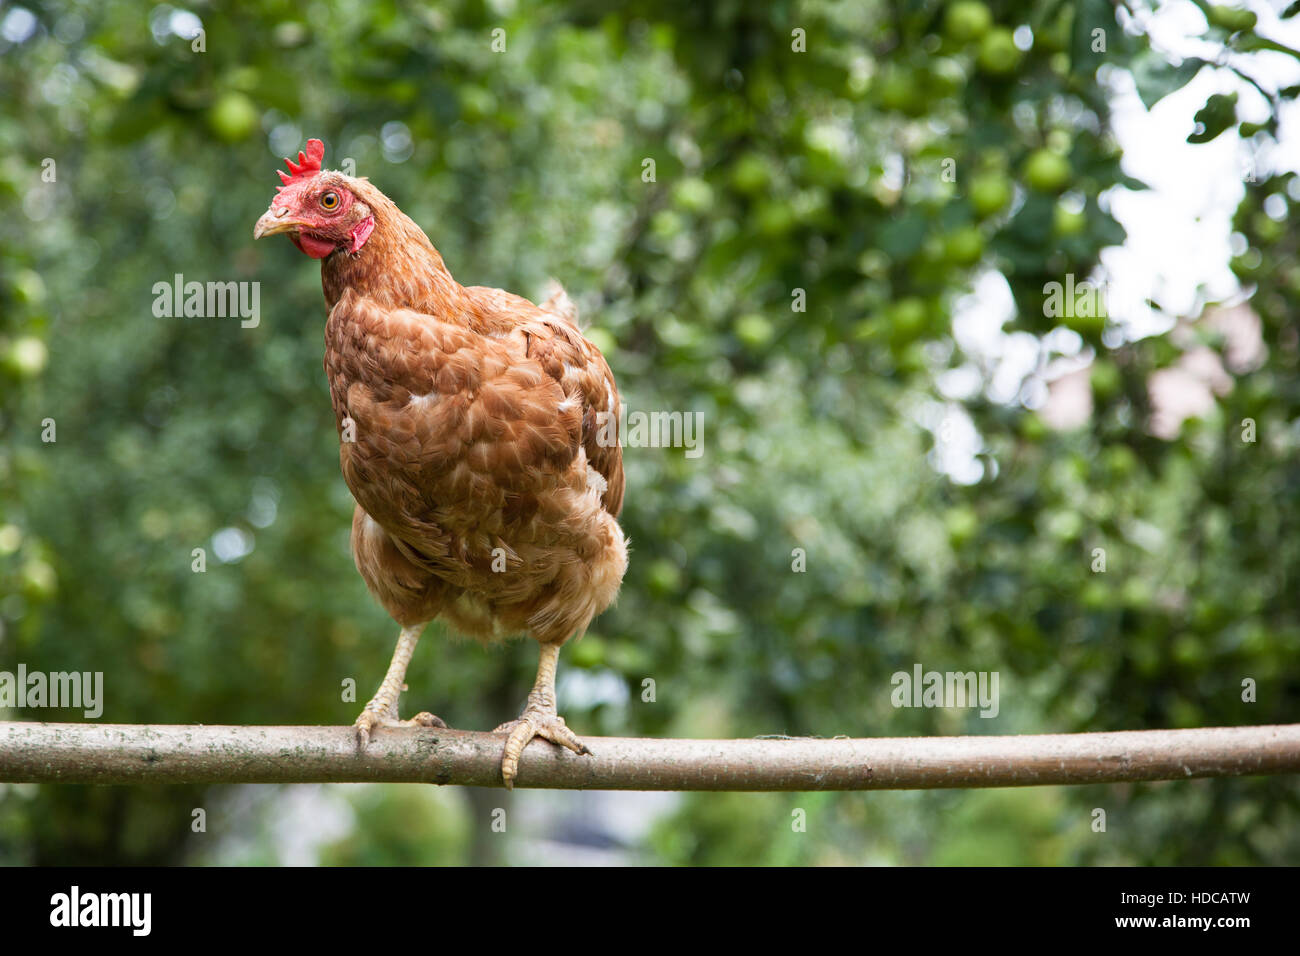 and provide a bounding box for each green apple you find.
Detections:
[207,92,259,142]
[1053,202,1086,236]
[924,57,965,97]
[945,506,979,546]
[21,559,57,601]
[756,201,795,235]
[875,65,925,115]
[459,85,497,122]
[569,636,605,667]
[970,173,1012,217]
[648,559,682,593]
[12,269,46,305]
[1251,211,1283,243]
[944,226,986,264]
[944,2,993,43]
[673,177,714,213]
[888,297,930,345]
[731,154,770,194]
[1103,444,1137,477]
[1023,149,1072,192]
[977,28,1022,74]
[734,313,774,347]
[894,341,928,374]
[3,336,48,379]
